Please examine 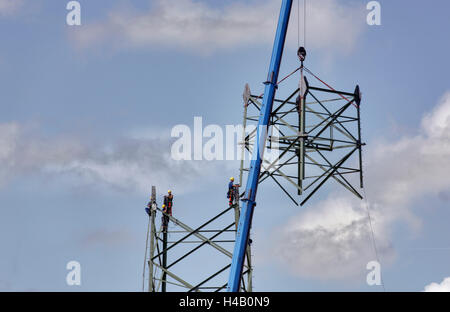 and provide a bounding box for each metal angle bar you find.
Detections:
[314,149,362,199]
[252,95,297,106]
[302,161,333,191]
[270,126,288,140]
[217,269,250,293]
[166,229,236,234]
[329,144,357,149]
[260,171,297,180]
[151,207,234,261]
[152,262,199,292]
[308,91,358,142]
[158,239,236,244]
[305,103,355,142]
[188,264,231,292]
[258,154,297,184]
[264,165,304,194]
[243,127,258,146]
[252,94,343,106]
[269,121,300,130]
[309,100,355,142]
[162,207,234,258]
[306,168,360,176]
[307,90,334,115]
[241,273,247,293]
[273,108,299,115]
[305,170,360,179]
[269,173,299,206]
[305,110,357,120]
[166,223,235,269]
[249,100,261,111]
[357,101,364,188]
[308,96,355,136]
[302,135,358,146]
[154,228,163,267]
[153,278,190,289]
[300,147,359,205]
[274,108,357,119]
[314,148,361,194]
[167,240,235,244]
[303,153,354,195]
[272,88,299,115]
[331,118,358,124]
[143,218,150,291]
[308,86,356,97]
[259,137,299,181]
[305,151,360,197]
[215,283,228,292]
[249,97,262,107]
[329,116,358,143]
[272,114,300,134]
